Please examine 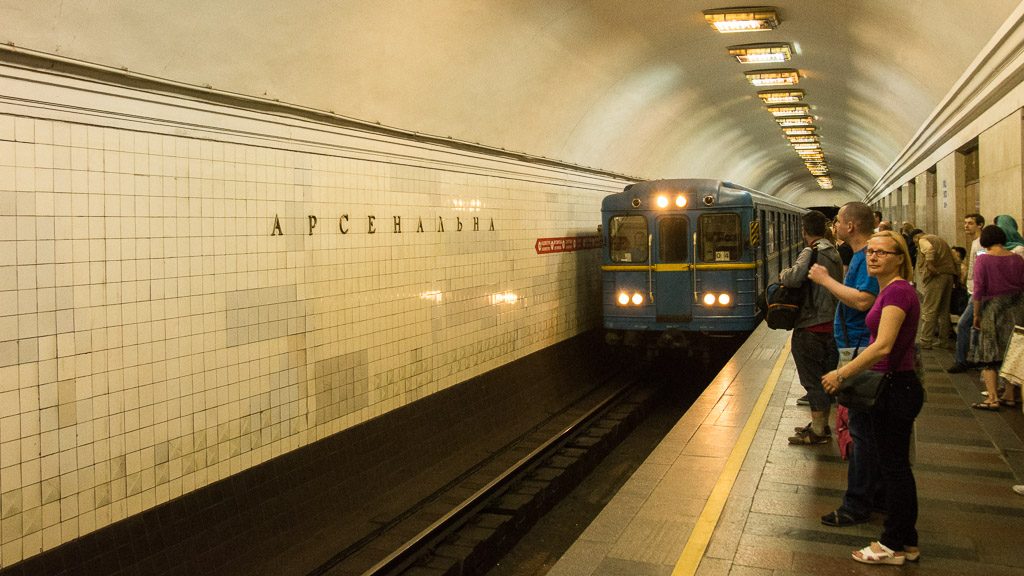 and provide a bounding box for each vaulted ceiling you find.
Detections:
[2,0,1020,205]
